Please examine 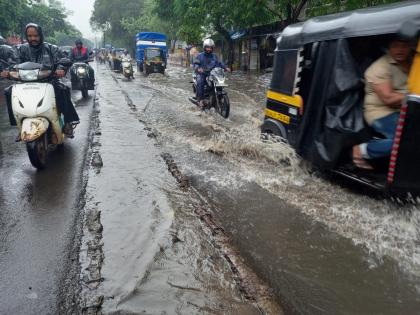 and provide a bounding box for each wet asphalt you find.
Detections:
[0,80,94,314]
